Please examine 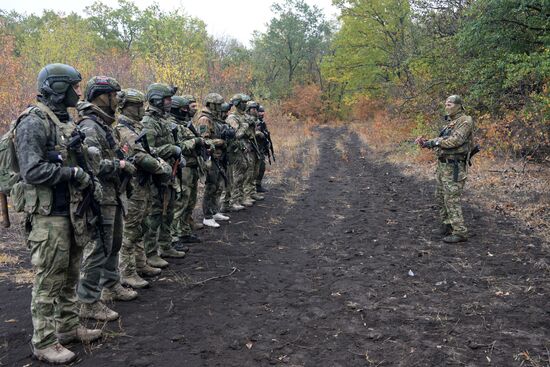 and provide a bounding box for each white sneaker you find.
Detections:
[203,218,220,228]
[213,213,230,221]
